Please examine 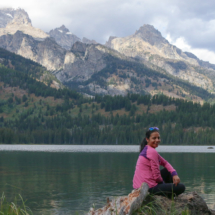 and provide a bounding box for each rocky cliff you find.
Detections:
[0,29,133,95]
[48,25,98,50]
[0,8,215,101]
[0,28,212,100]
[0,8,48,39]
[56,42,107,82]
[0,8,16,28]
[48,25,81,50]
[0,31,65,71]
[105,24,215,92]
[82,37,98,45]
